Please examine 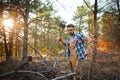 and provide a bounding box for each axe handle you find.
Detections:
[59,28,64,37]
